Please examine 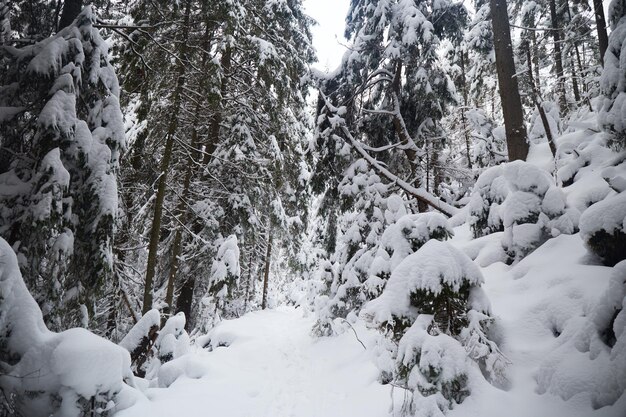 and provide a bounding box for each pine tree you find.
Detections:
[0,7,124,331]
